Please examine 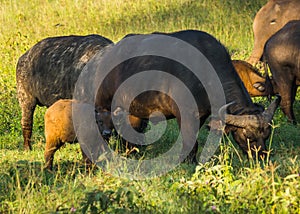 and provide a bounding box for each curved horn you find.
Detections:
[218,102,235,121]
[219,102,260,128]
[262,94,281,123]
[224,114,260,128]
